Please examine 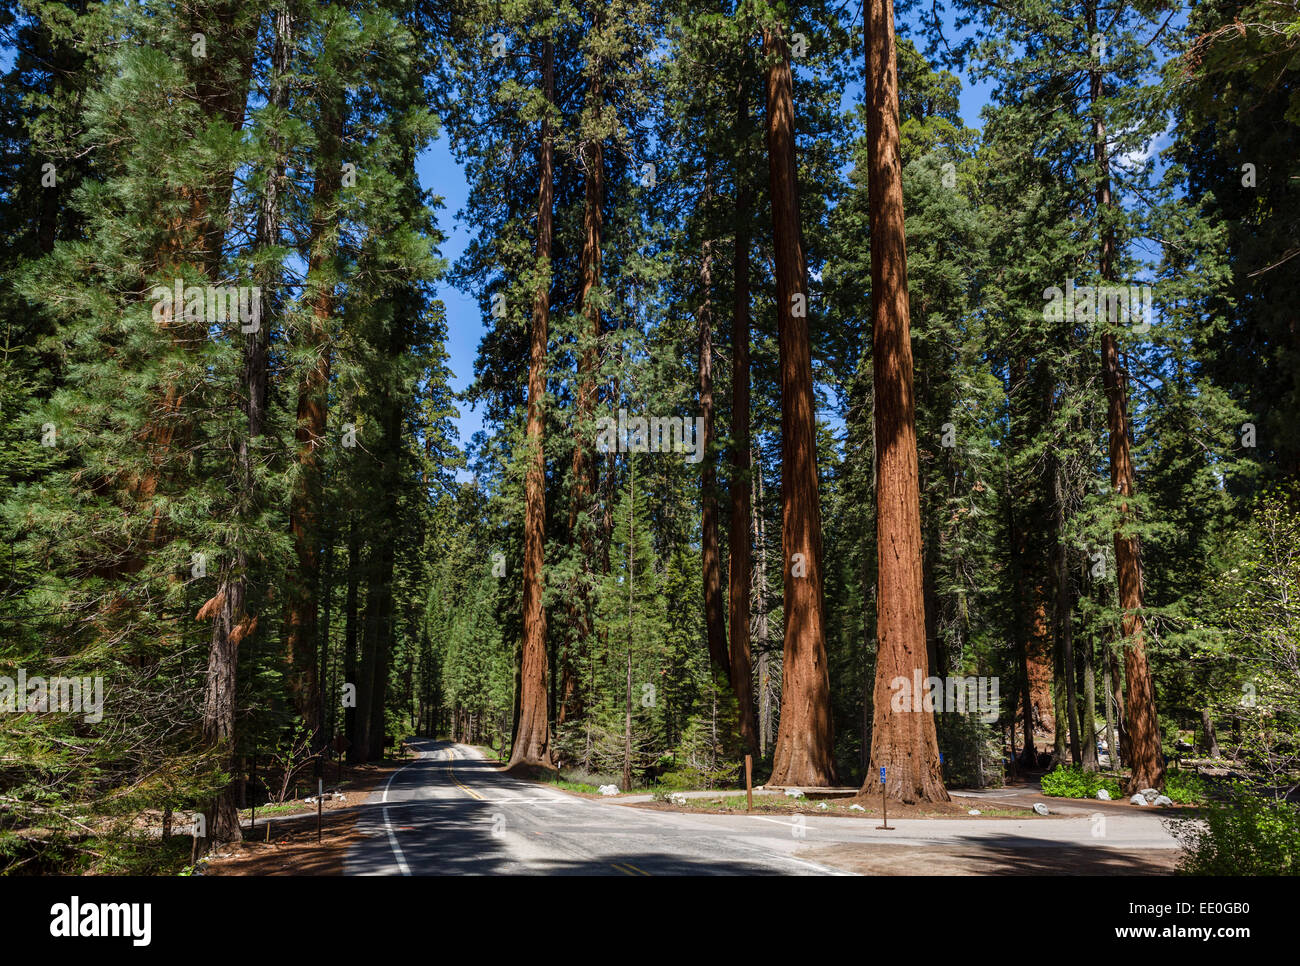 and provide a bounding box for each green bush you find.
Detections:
[1173,785,1300,875]
[657,763,737,792]
[1040,765,1123,799]
[1163,768,1208,804]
